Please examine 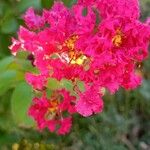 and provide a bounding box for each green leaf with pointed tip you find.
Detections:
[11,82,34,126]
[16,51,29,59]
[7,58,39,74]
